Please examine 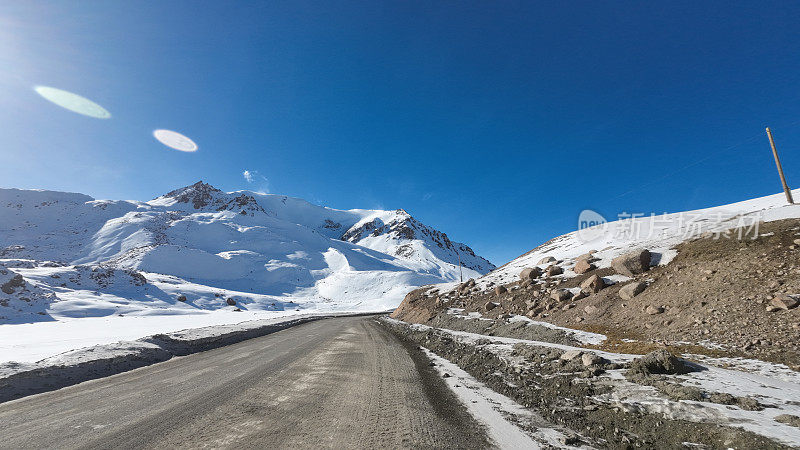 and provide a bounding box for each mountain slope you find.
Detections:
[0,182,494,325]
[392,188,800,365]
